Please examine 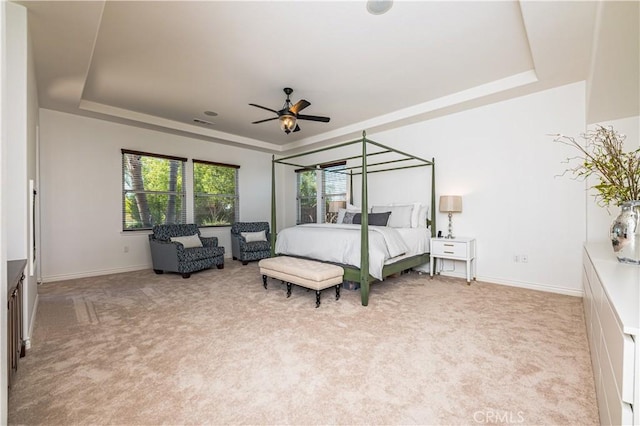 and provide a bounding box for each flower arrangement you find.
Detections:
[553,125,640,207]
